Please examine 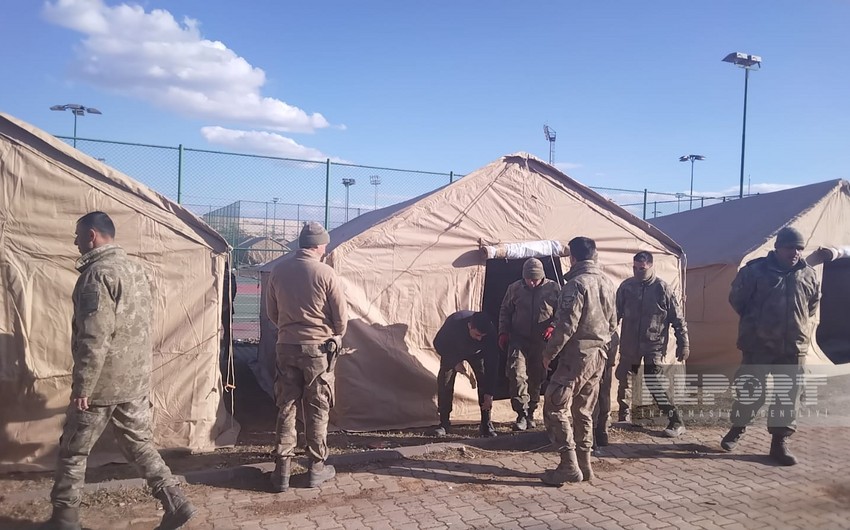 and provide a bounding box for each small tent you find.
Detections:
[257,153,686,430]
[0,113,236,471]
[652,179,850,371]
[234,235,289,268]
